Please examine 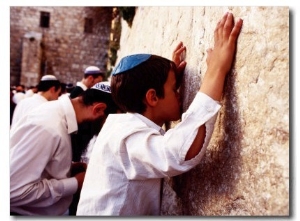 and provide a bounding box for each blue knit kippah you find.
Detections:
[111,54,152,75]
